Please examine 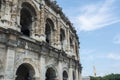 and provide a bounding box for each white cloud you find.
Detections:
[108,54,120,60]
[76,0,120,31]
[107,53,120,60]
[81,50,120,61]
[113,34,120,44]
